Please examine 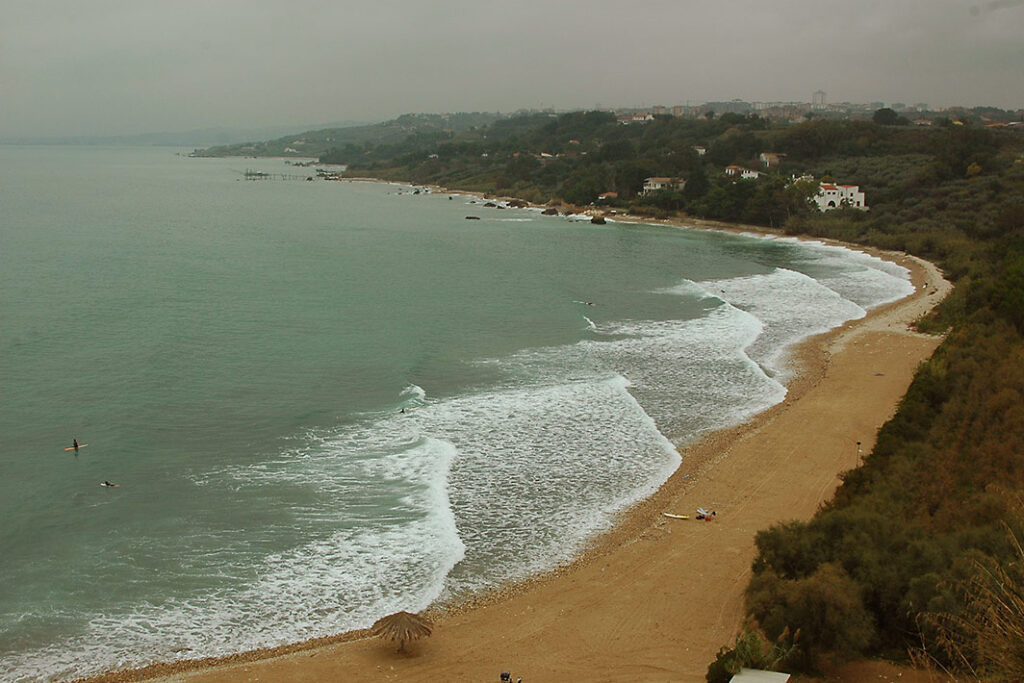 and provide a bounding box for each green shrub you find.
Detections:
[747,563,875,672]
